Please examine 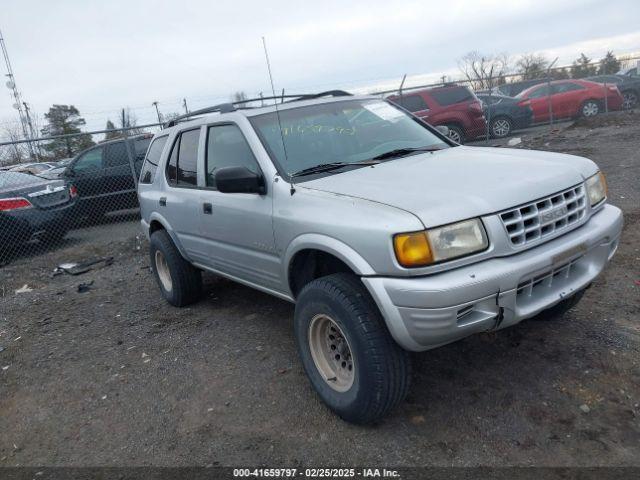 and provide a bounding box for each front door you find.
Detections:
[199,123,281,291]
